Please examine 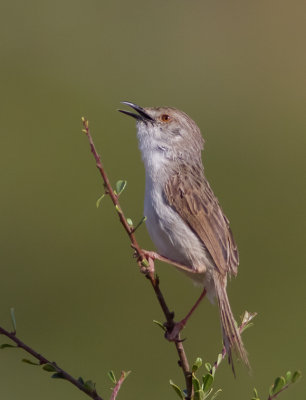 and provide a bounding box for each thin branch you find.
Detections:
[267,384,290,400]
[0,325,103,400]
[82,117,193,399]
[110,371,130,400]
